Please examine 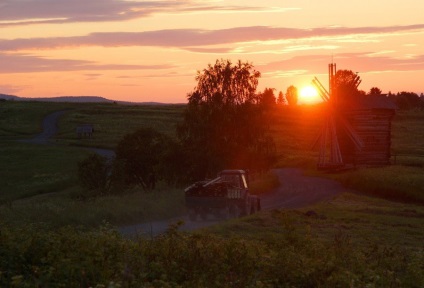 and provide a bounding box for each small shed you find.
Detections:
[76,124,94,138]
[337,95,397,167]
